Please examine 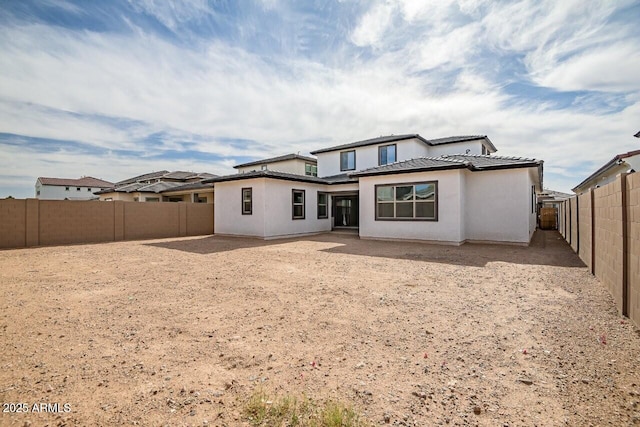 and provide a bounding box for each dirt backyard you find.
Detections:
[1,231,639,426]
